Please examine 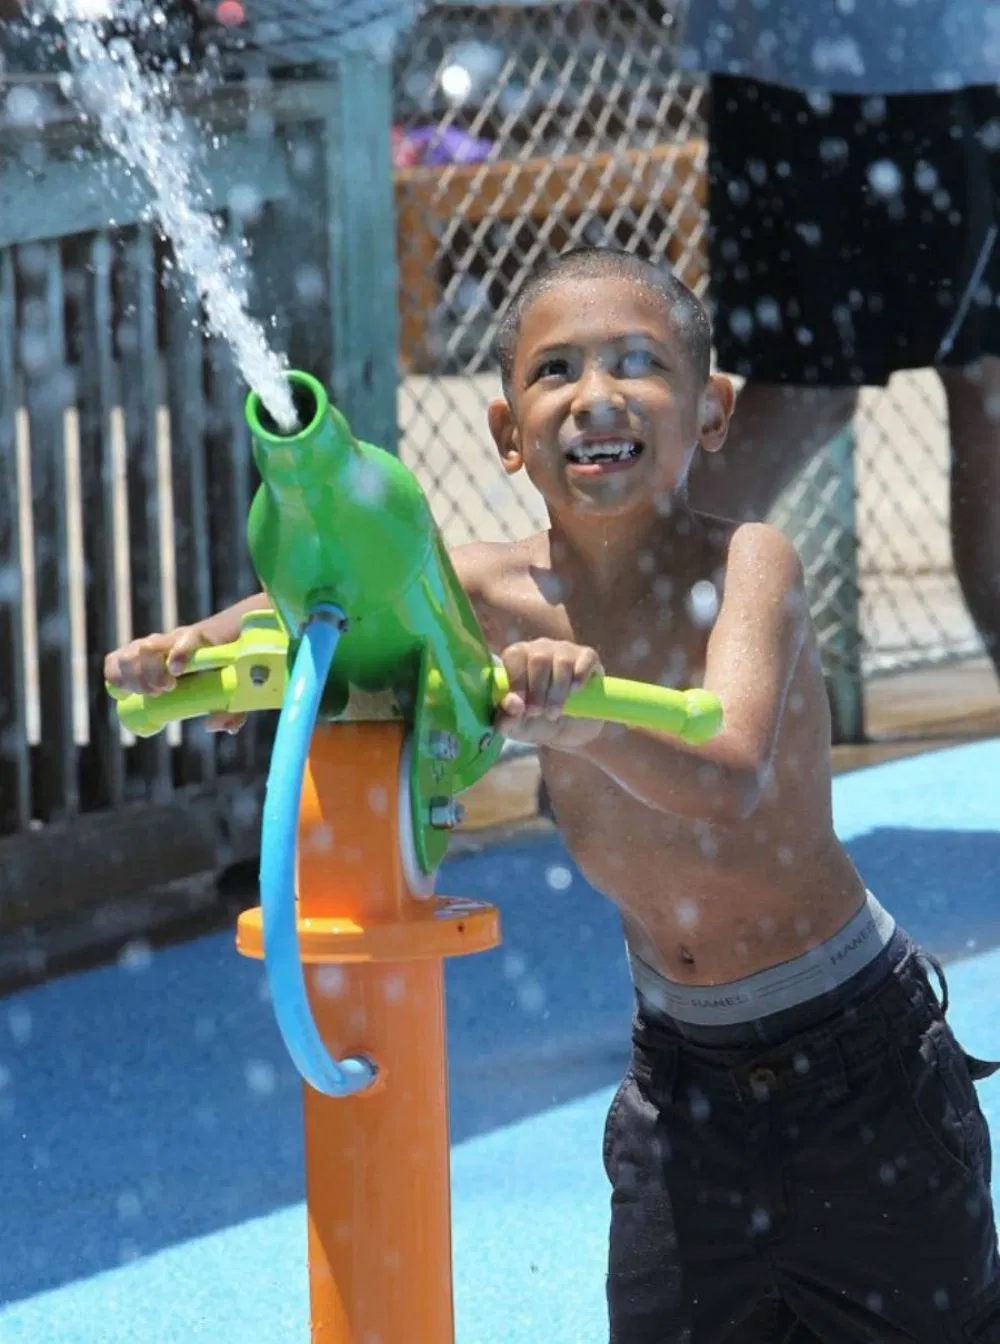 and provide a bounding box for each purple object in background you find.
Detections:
[400,125,495,166]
